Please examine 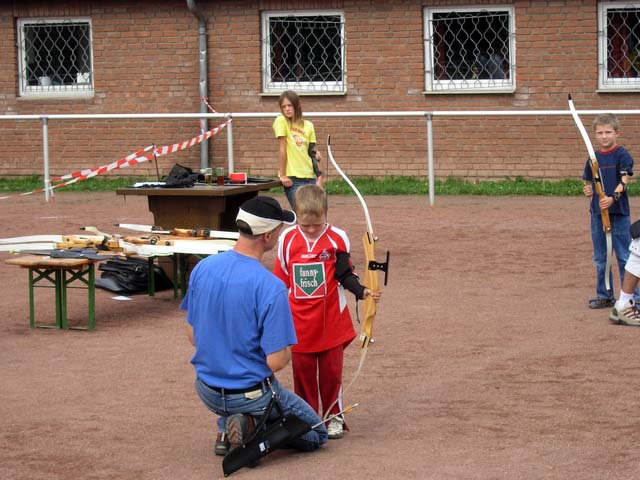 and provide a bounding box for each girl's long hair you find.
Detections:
[279,90,304,126]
